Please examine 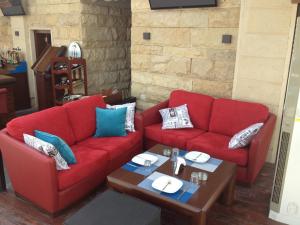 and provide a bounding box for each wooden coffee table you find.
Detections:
[107,144,236,225]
